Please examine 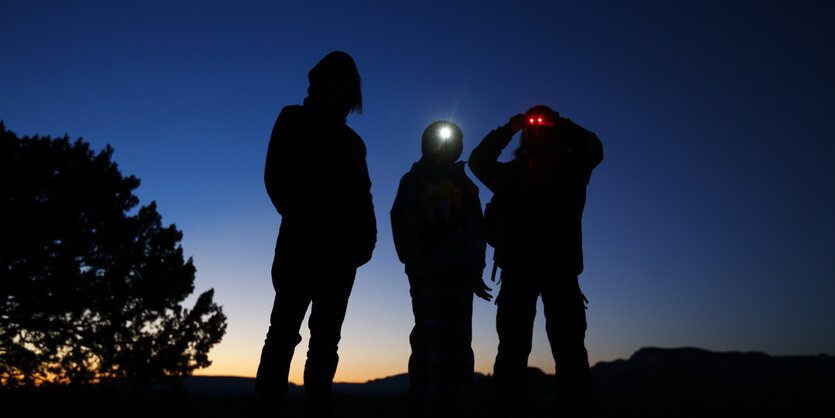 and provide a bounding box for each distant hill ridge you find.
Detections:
[184,347,835,397]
